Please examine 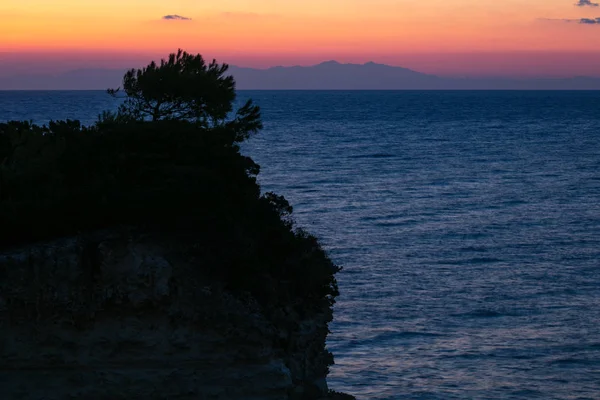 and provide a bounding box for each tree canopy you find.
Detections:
[107,49,261,142]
